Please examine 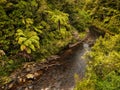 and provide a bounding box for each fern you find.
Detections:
[46,10,69,30]
[16,29,40,53]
